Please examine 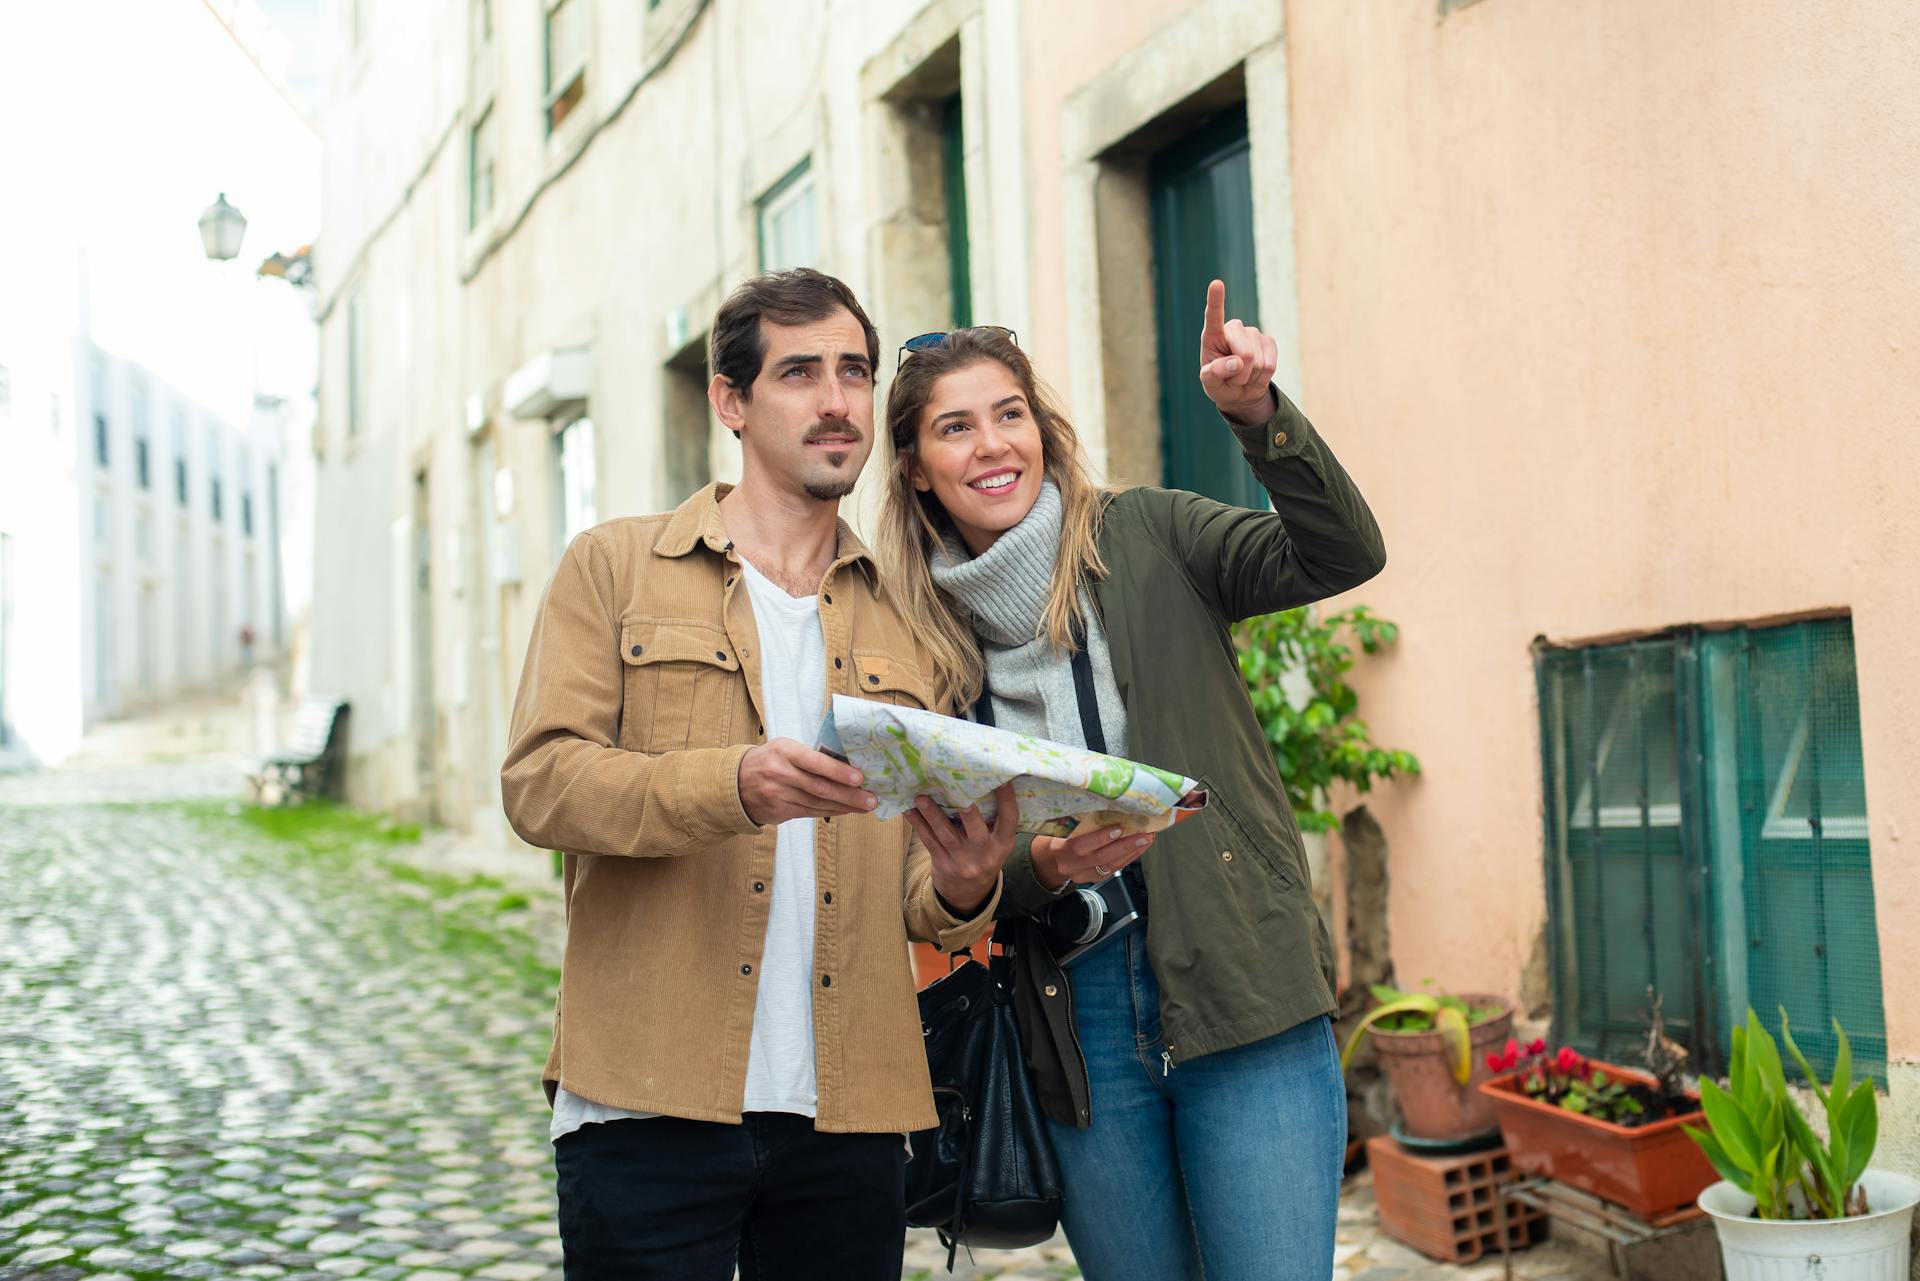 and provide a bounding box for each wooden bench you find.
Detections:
[248,696,351,806]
